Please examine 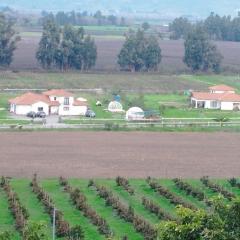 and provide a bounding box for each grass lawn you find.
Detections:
[41,179,104,240]
[10,179,52,238]
[0,190,20,239]
[182,75,240,92]
[69,179,143,239]
[97,179,160,224]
